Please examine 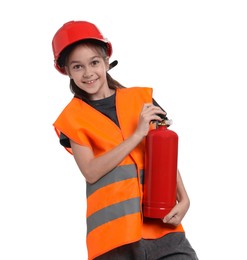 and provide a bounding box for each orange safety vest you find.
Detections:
[53,87,184,260]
